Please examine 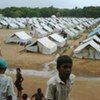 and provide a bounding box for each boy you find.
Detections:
[31,88,46,100]
[0,58,16,100]
[45,55,75,100]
